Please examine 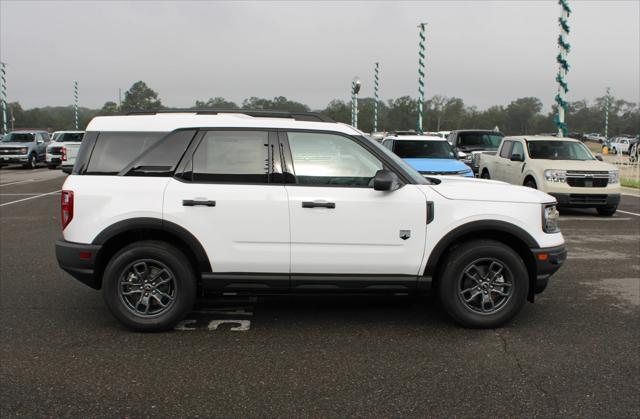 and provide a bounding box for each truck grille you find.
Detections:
[0,148,18,154]
[566,171,608,188]
[568,194,608,204]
